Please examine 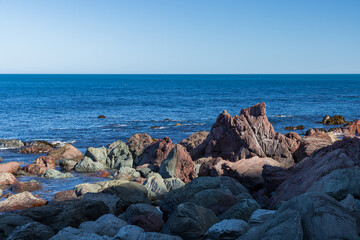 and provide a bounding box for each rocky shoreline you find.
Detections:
[0,102,360,239]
